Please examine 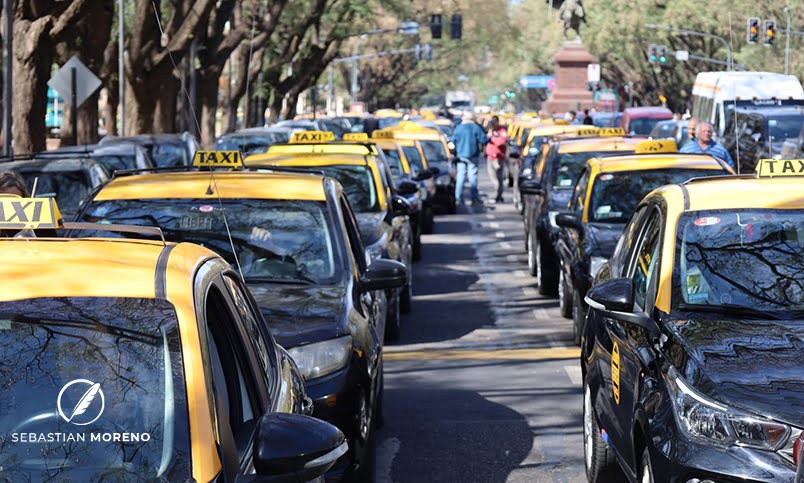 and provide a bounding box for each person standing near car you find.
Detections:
[485,116,508,204]
[680,121,735,169]
[450,112,490,206]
